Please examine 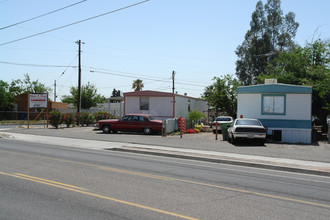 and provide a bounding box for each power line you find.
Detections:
[0,0,87,30]
[0,0,150,46]
[88,69,171,83]
[58,54,79,80]
[88,66,171,80]
[0,61,77,68]
[89,68,209,88]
